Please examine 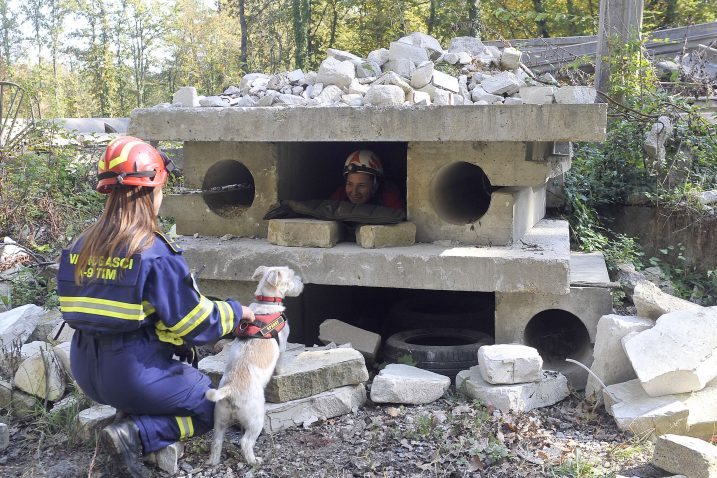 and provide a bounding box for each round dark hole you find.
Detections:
[405,335,476,347]
[431,161,492,224]
[202,160,255,218]
[524,309,591,364]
